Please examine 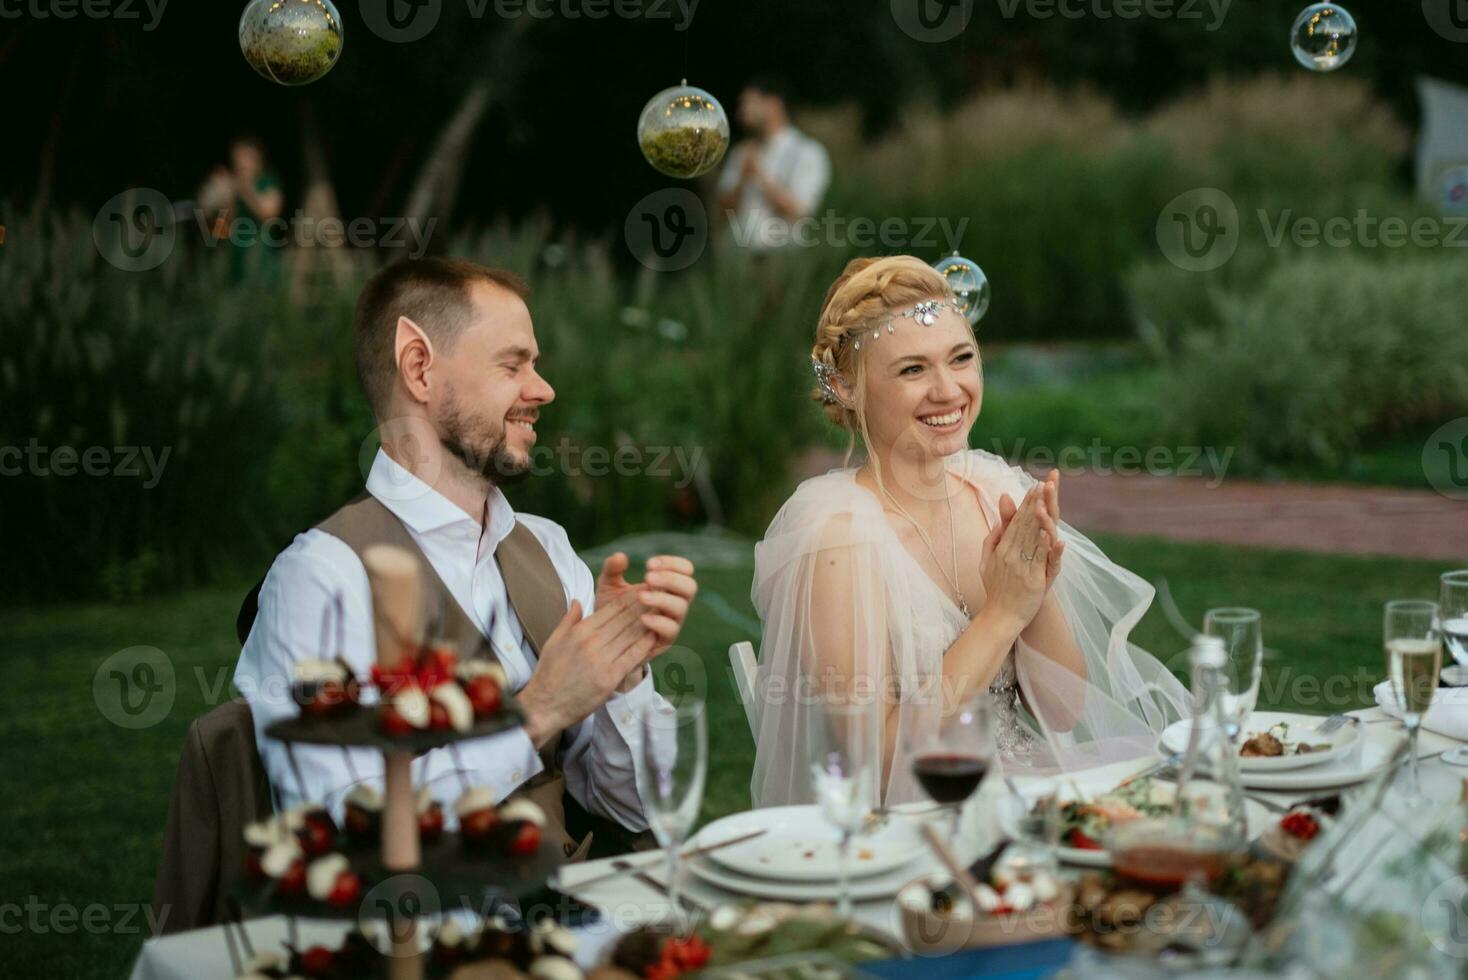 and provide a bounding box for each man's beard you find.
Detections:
[437,388,533,485]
